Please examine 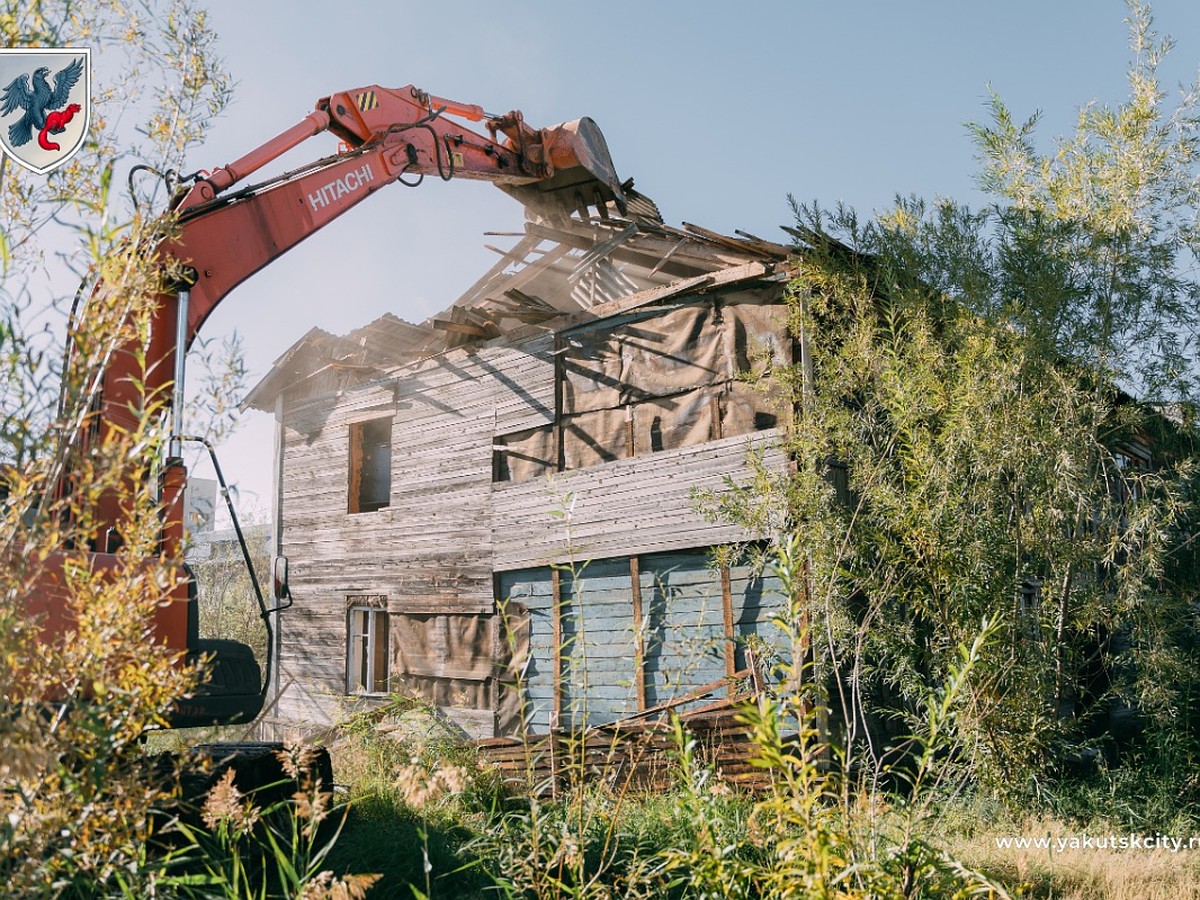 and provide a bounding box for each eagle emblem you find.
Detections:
[0,48,90,175]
